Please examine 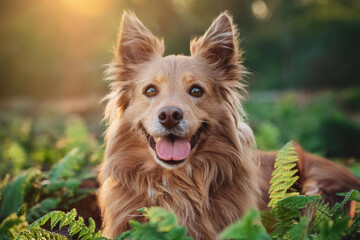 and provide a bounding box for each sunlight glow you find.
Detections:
[252,0,270,20]
[62,0,113,17]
